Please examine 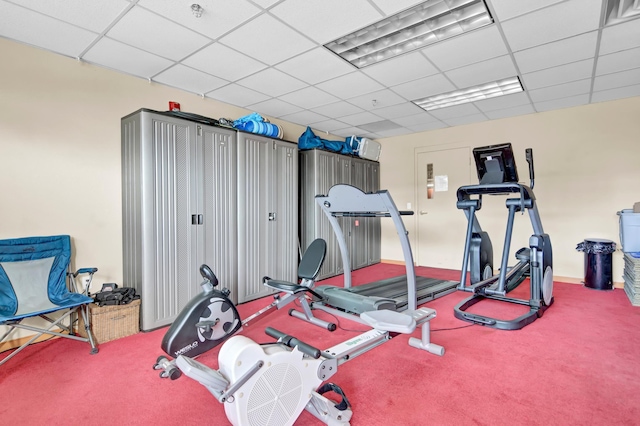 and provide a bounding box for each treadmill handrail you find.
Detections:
[330,211,414,218]
[315,184,419,311]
